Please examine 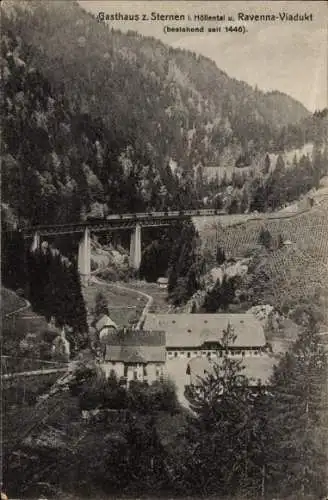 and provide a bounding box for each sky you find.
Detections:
[79,1,327,112]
